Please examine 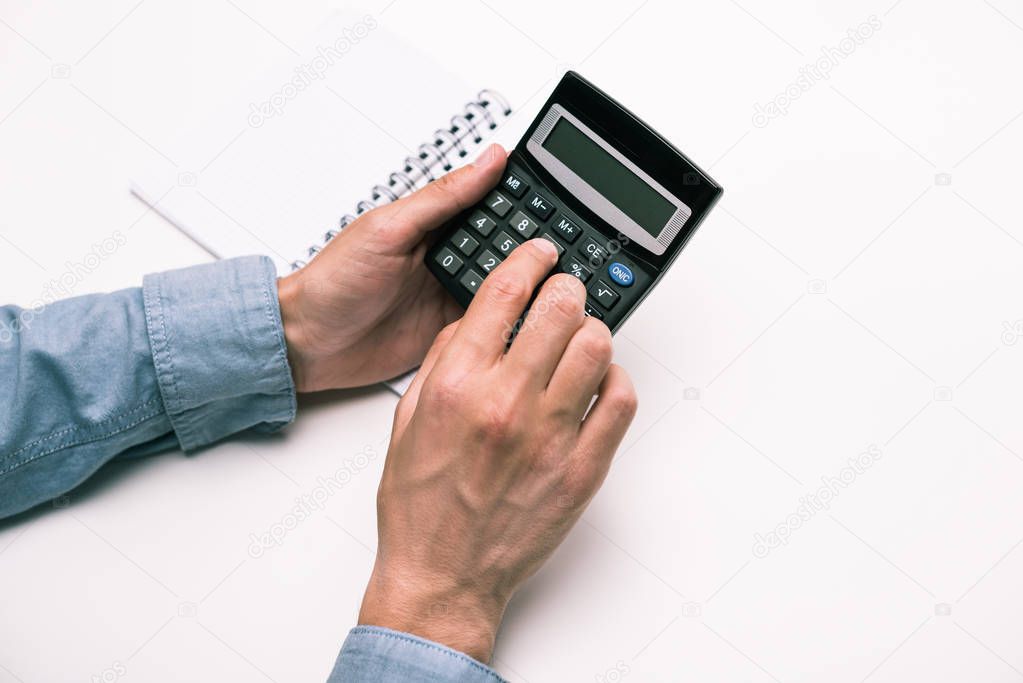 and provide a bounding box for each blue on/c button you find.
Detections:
[607,262,634,287]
